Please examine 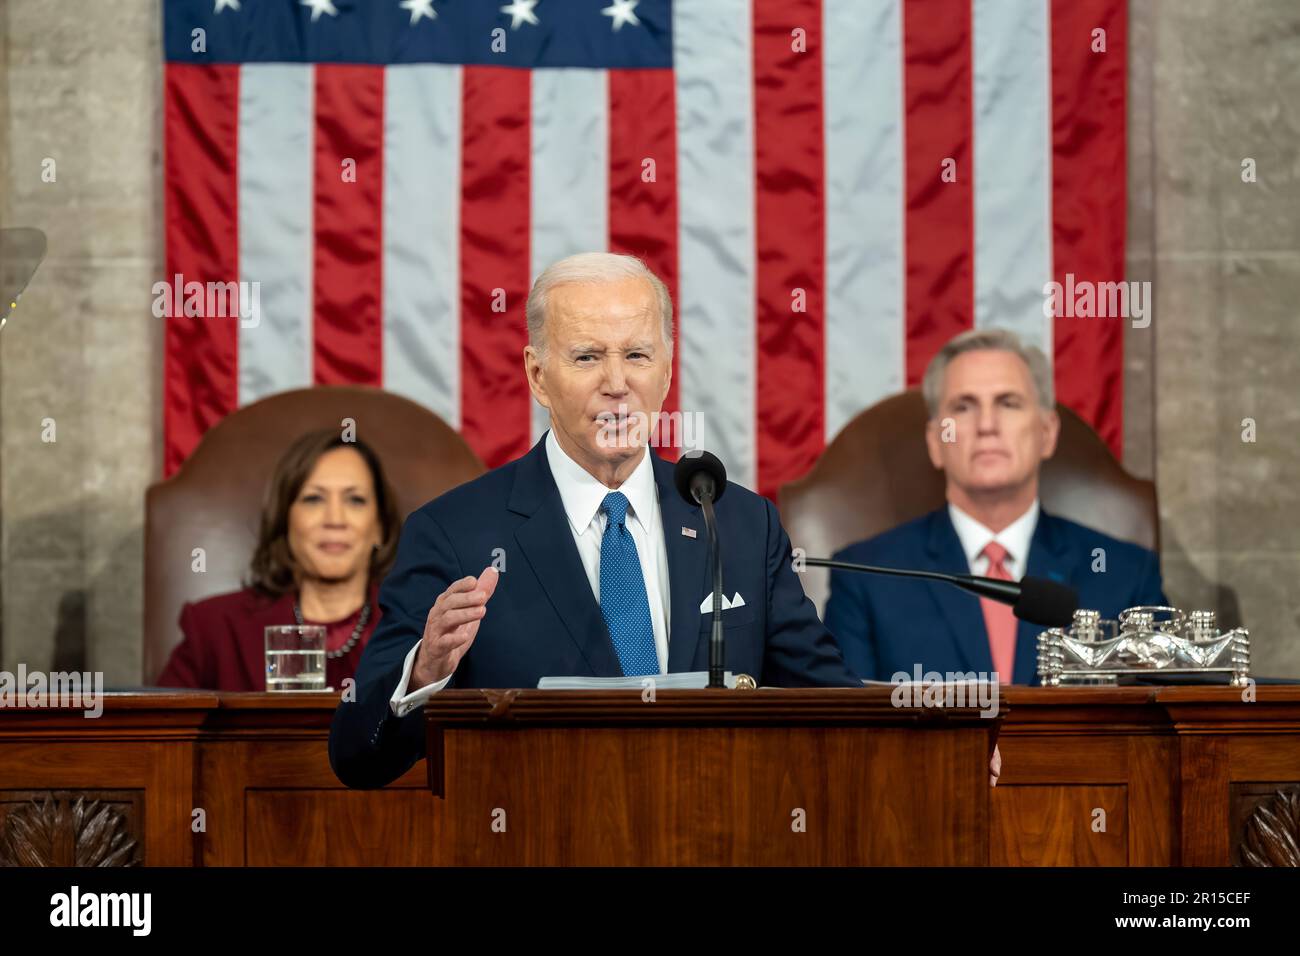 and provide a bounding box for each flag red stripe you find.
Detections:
[753,0,826,498]
[313,65,385,388]
[902,0,974,386]
[161,21,1128,488]
[162,64,241,477]
[459,67,532,468]
[608,68,681,458]
[1051,0,1127,456]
